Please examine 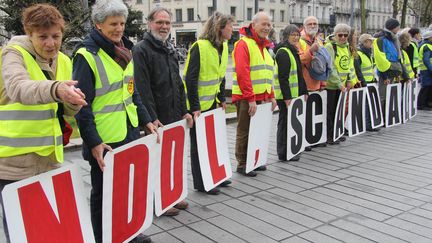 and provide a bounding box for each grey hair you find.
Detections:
[281,24,300,42]
[252,11,272,23]
[333,23,351,34]
[147,7,172,22]
[303,16,318,26]
[91,0,128,24]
